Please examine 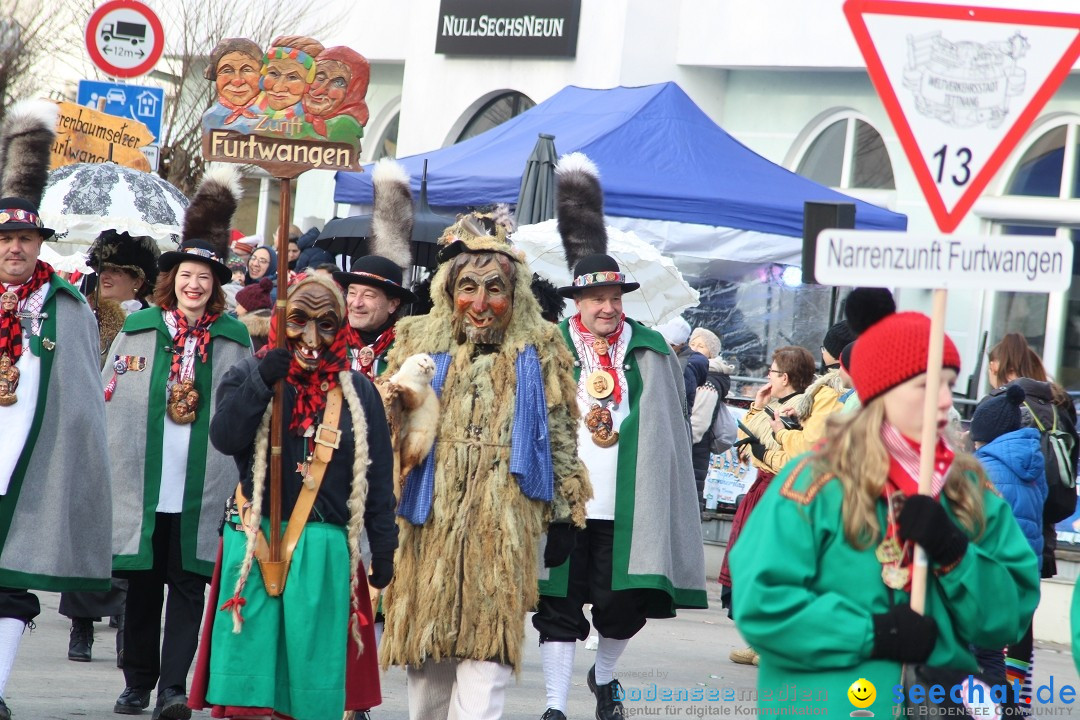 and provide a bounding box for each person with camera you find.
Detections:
[719,345,817,666]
